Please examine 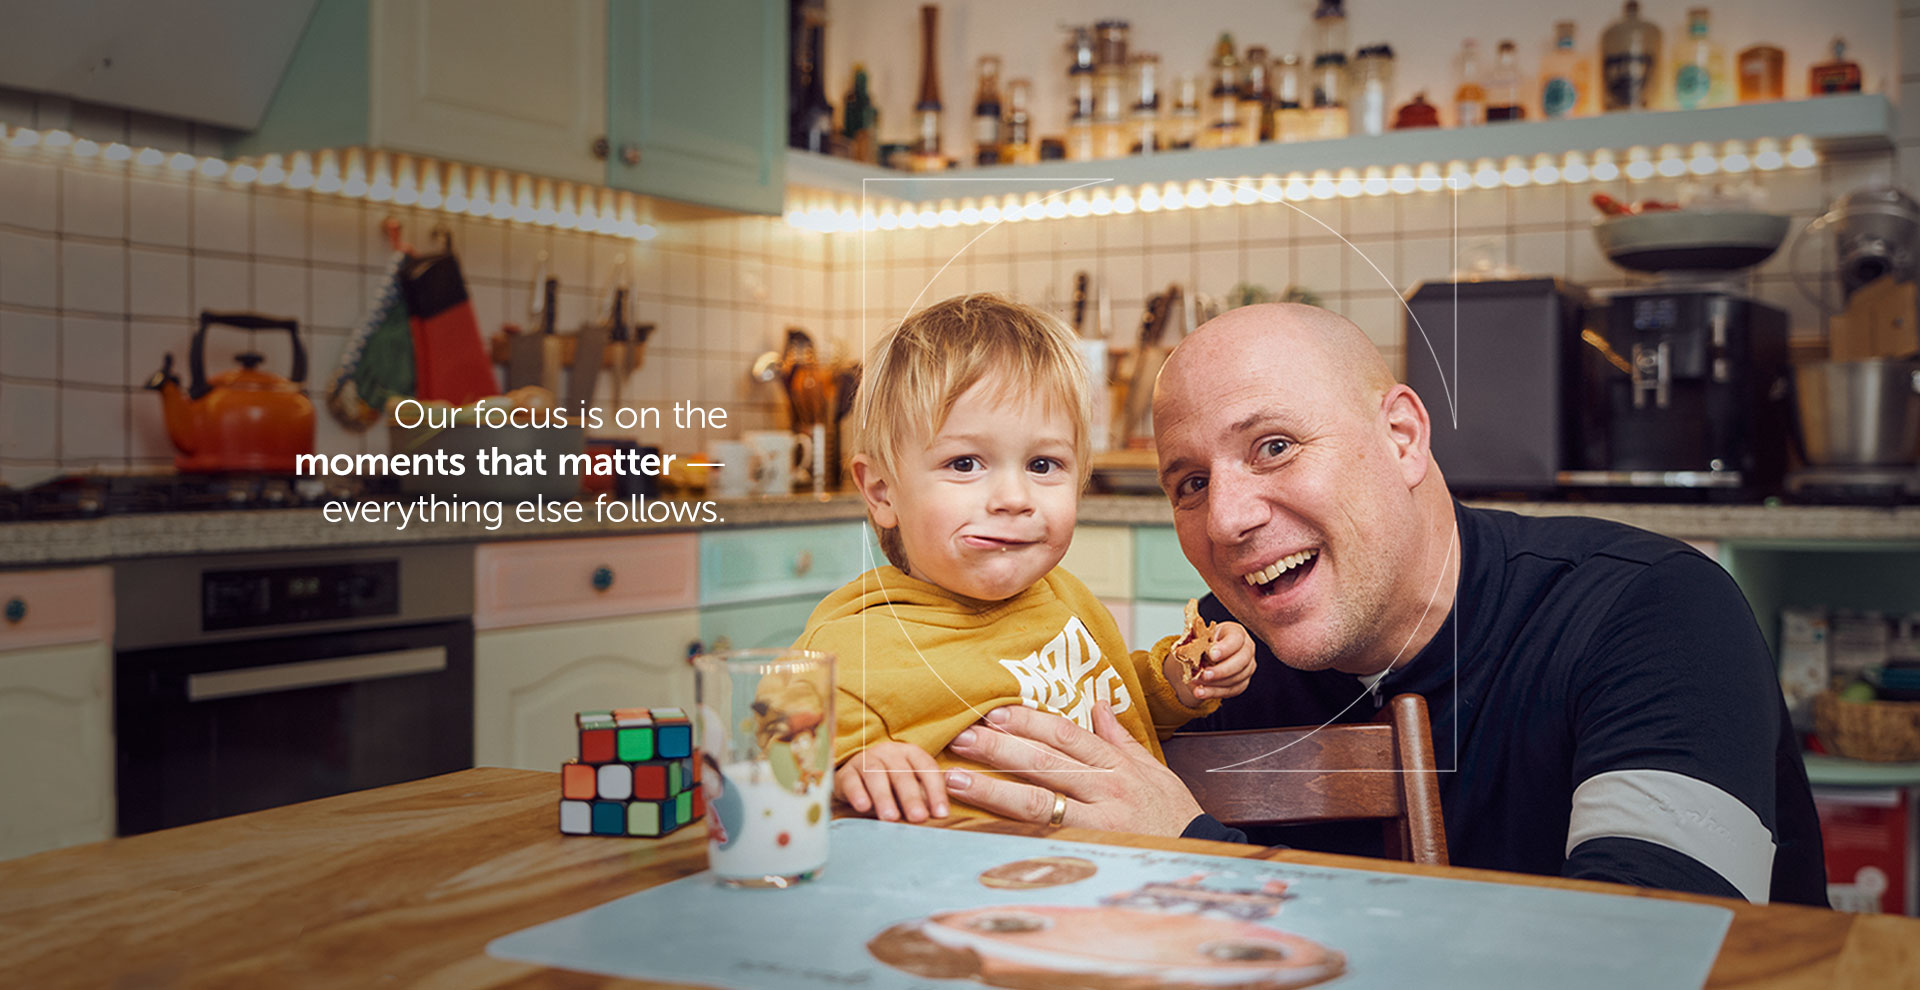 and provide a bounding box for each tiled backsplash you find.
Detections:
[0,89,1897,484]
